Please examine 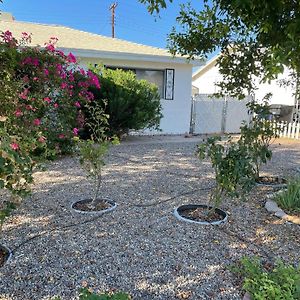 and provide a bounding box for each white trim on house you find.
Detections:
[192,54,221,81]
[59,48,203,66]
